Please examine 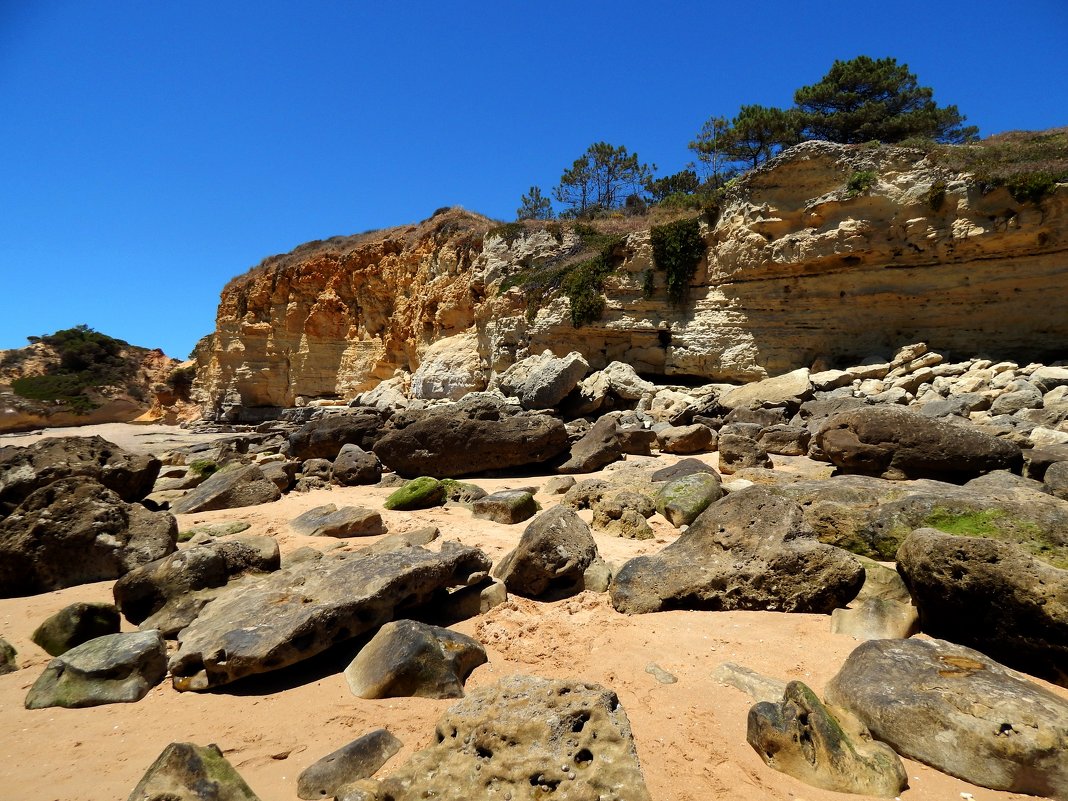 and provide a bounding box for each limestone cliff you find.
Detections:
[195,141,1068,419]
